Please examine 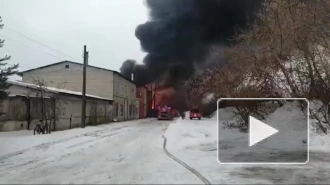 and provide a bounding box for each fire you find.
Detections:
[155,88,176,106]
[151,100,155,109]
[146,83,176,109]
